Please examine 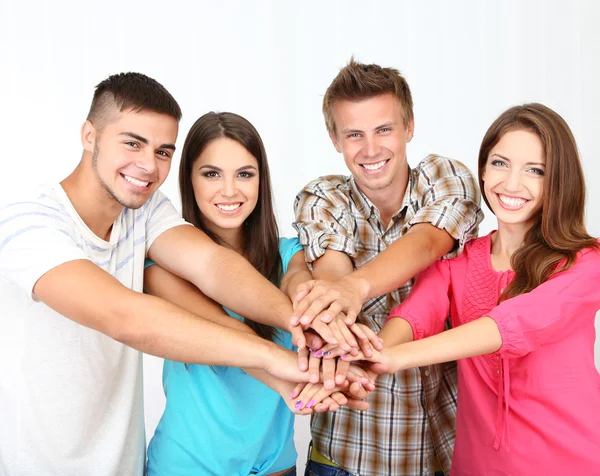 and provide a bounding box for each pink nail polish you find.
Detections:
[313,350,322,357]
[341,354,348,359]
[307,399,315,408]
[294,400,303,410]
